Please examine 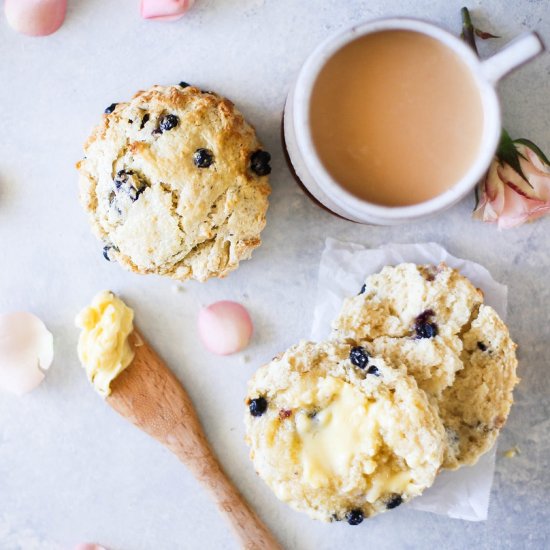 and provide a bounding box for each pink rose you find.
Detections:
[474,136,550,229]
[140,0,195,21]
